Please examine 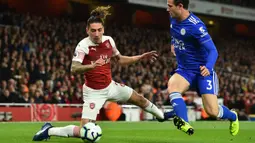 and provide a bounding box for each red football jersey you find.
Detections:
[72,36,120,89]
